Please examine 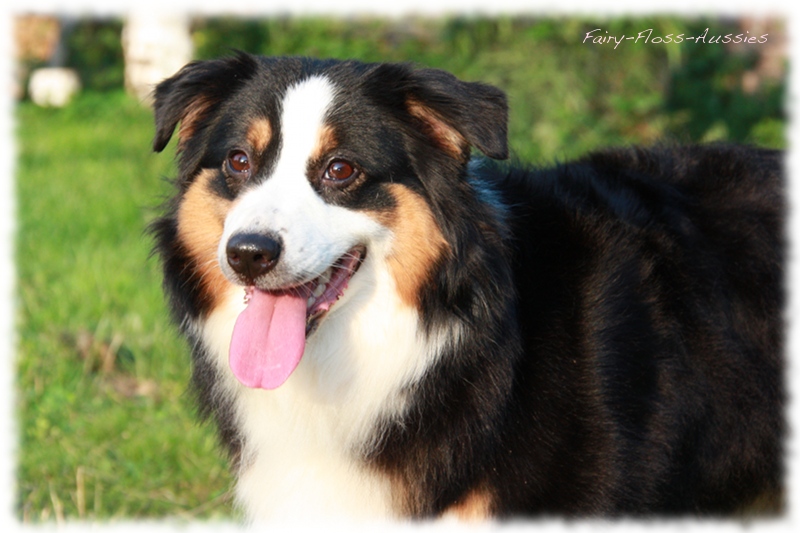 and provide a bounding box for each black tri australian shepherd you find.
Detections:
[150,53,784,521]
